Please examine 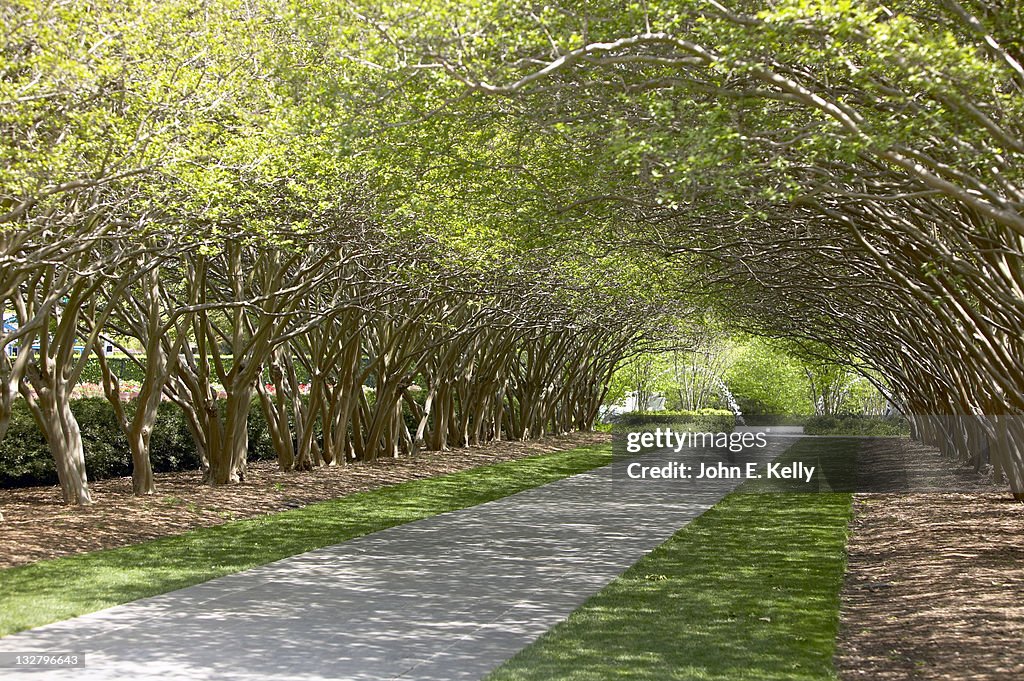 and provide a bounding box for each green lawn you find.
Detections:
[487,439,857,681]
[0,443,611,637]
